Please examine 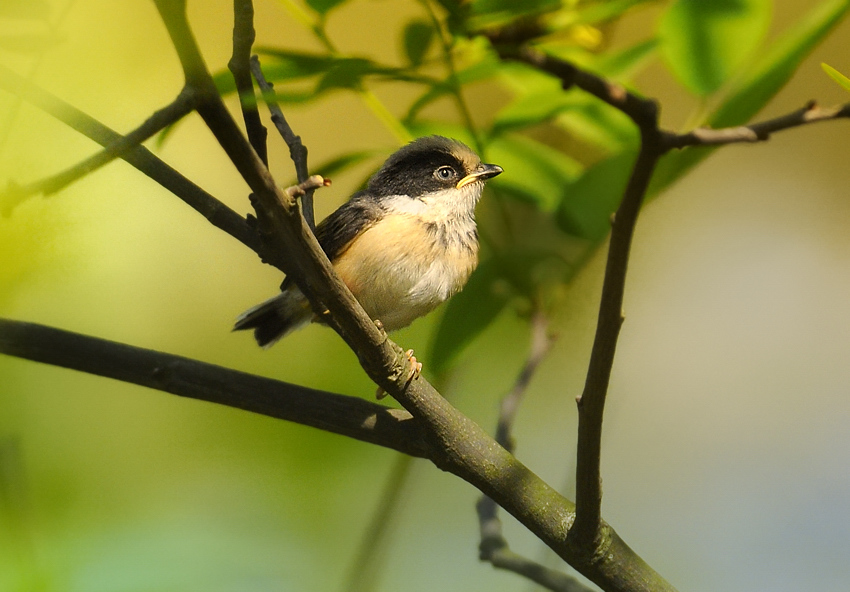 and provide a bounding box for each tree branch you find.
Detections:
[0,63,278,267]
[0,318,428,457]
[2,85,196,211]
[250,55,315,230]
[665,101,850,148]
[229,0,268,166]
[509,46,658,130]
[571,127,663,548]
[0,312,674,592]
[502,46,666,549]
